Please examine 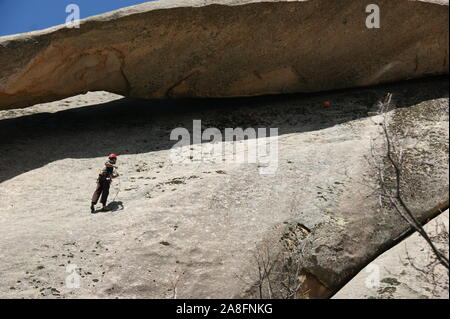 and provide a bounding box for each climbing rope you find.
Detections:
[111,169,121,202]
